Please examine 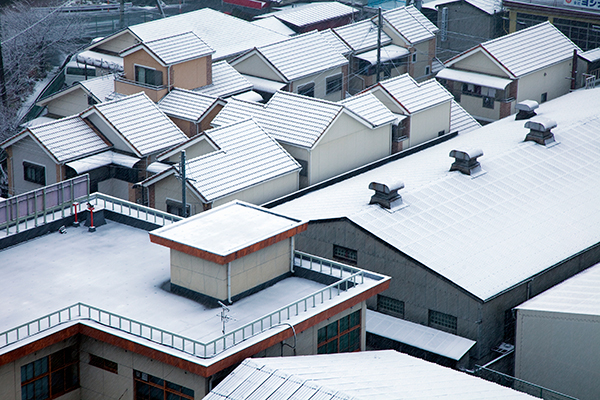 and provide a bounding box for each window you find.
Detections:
[333,244,357,265]
[134,370,194,400]
[412,53,417,63]
[166,199,191,217]
[23,162,45,185]
[541,92,548,103]
[66,66,96,76]
[317,310,361,354]
[428,309,457,334]
[482,96,494,109]
[135,65,163,87]
[297,82,314,97]
[326,74,343,95]
[425,65,430,75]
[21,346,79,400]
[377,295,404,318]
[89,354,118,374]
[87,95,97,106]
